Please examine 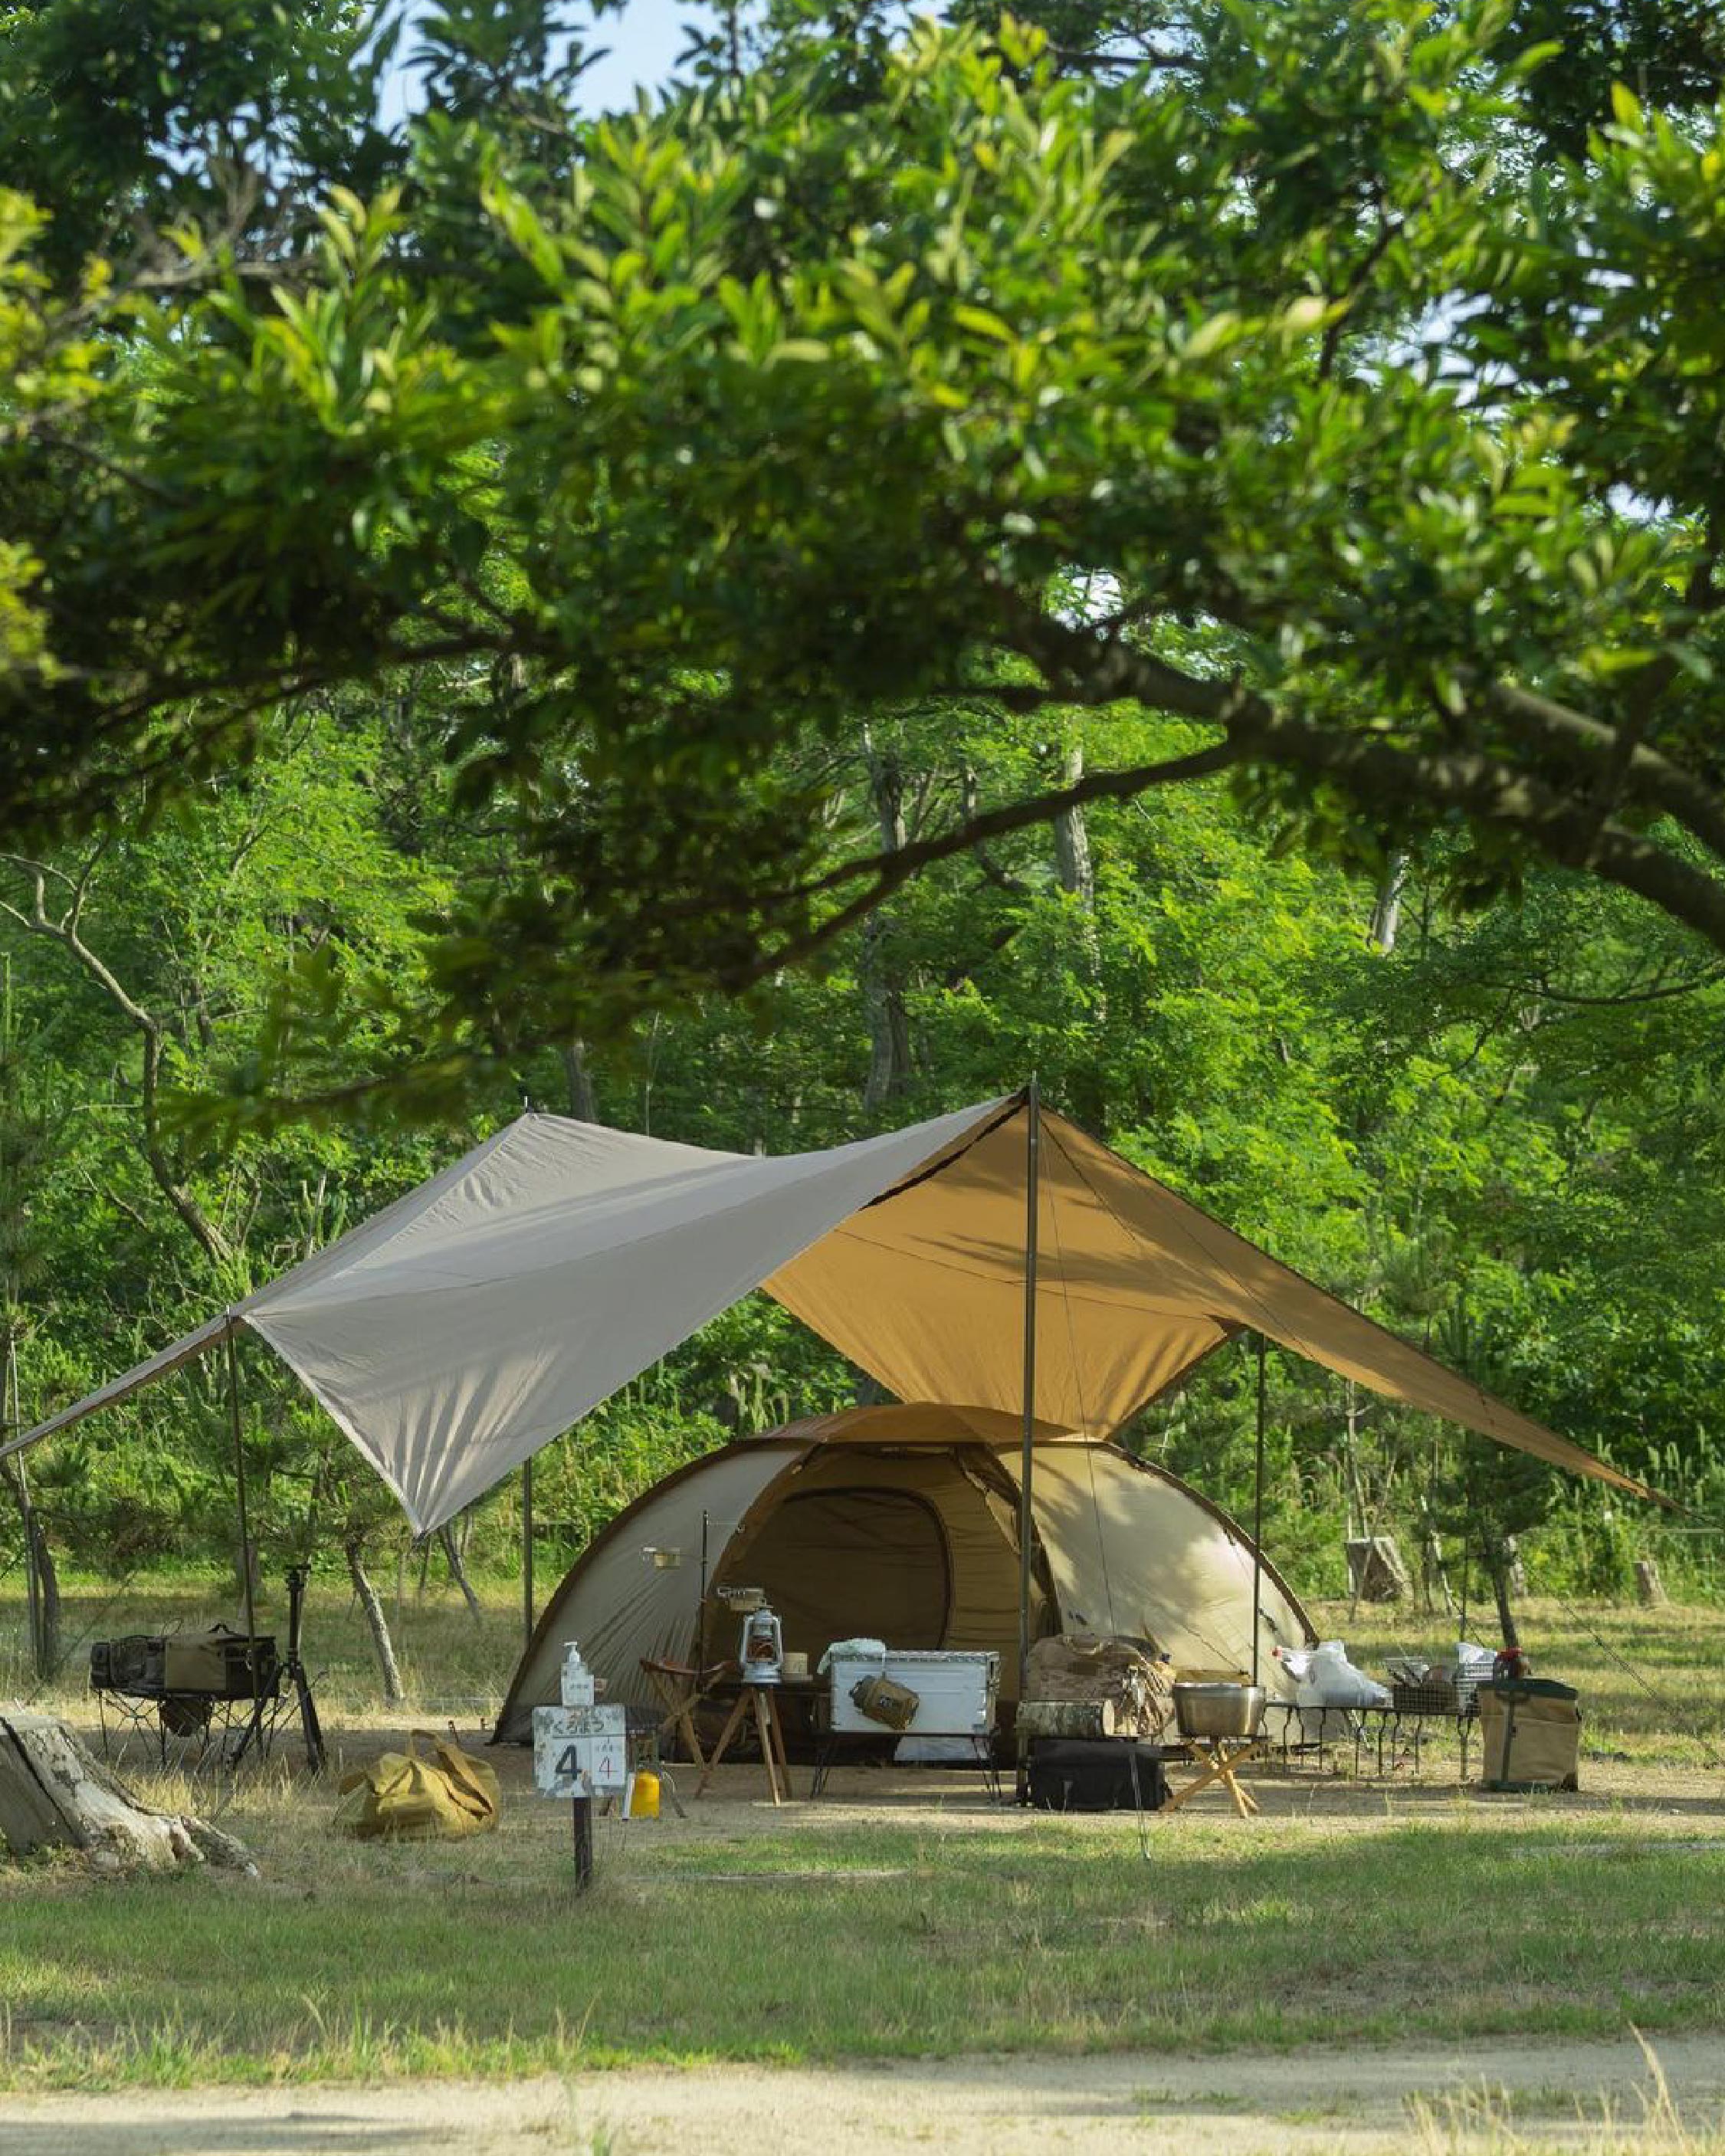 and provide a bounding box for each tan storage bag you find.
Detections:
[1478,1682,1580,1792]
